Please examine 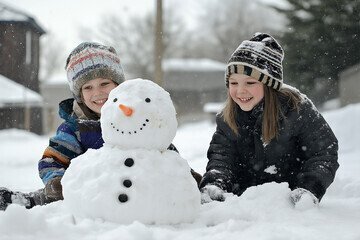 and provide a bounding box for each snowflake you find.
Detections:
[264,165,278,174]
